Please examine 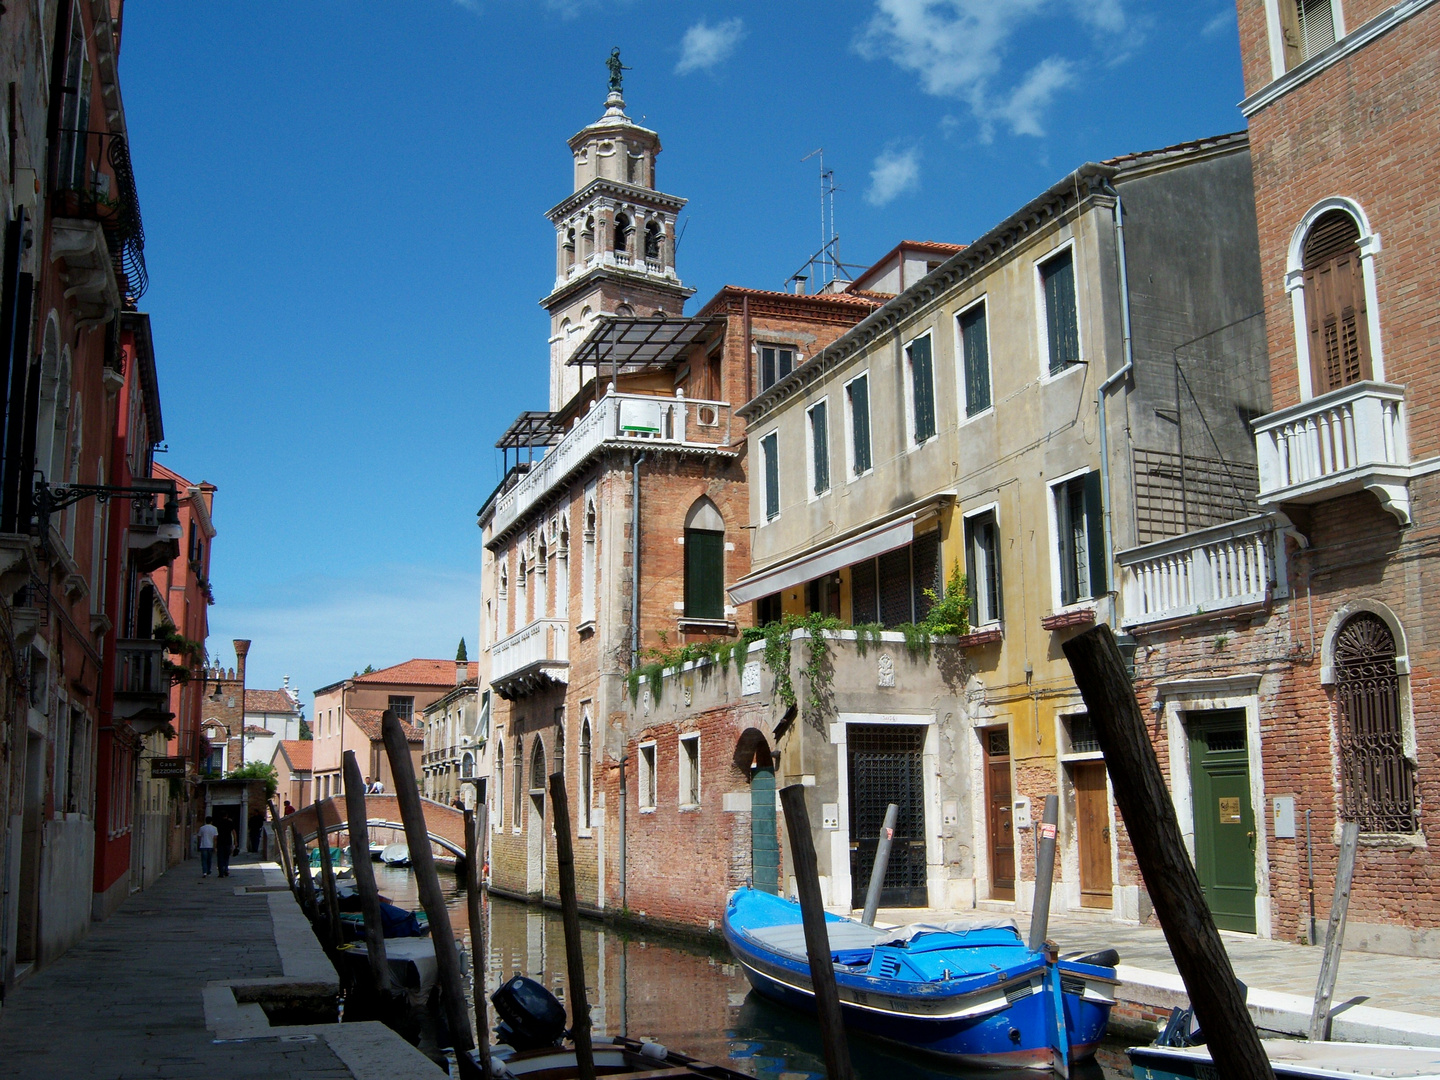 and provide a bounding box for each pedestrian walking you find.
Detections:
[197,817,218,877]
[216,818,237,878]
[282,800,295,816]
[451,796,465,811]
